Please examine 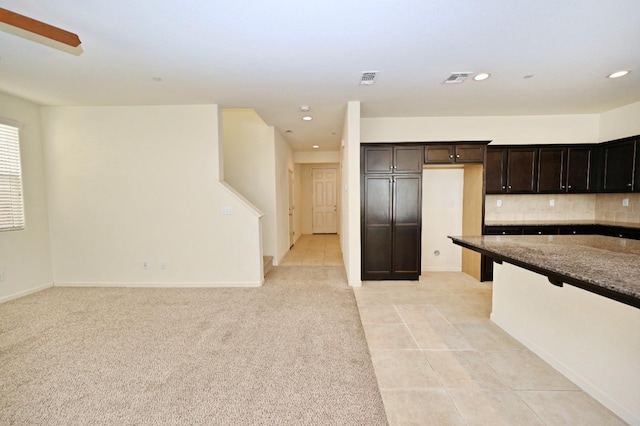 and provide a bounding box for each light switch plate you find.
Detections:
[496,199,502,207]
[622,198,629,207]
